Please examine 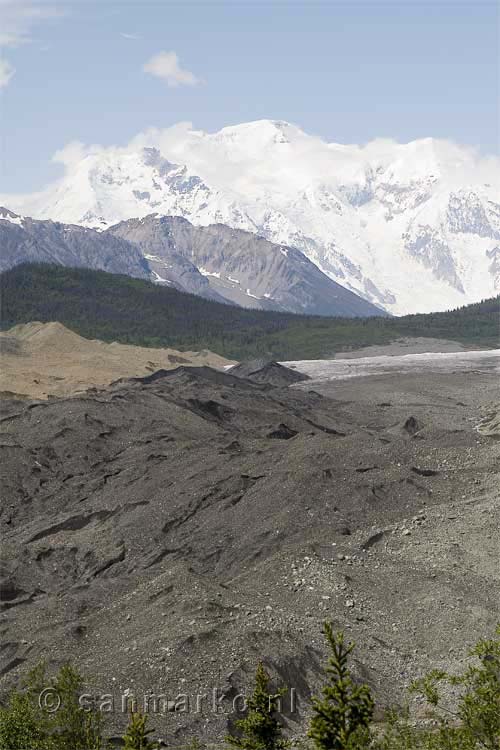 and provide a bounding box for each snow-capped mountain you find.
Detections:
[4,120,500,314]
